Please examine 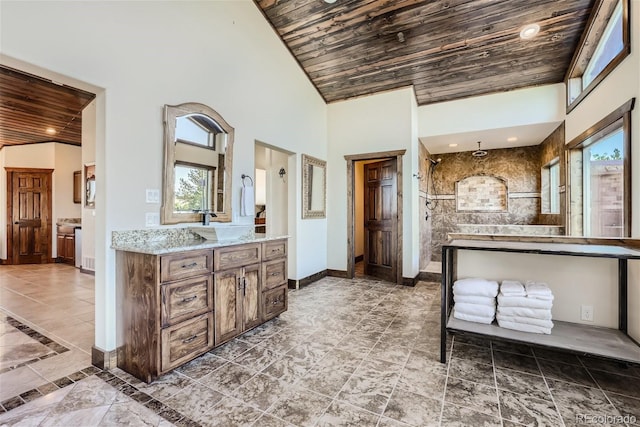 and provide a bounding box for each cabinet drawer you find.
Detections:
[214,243,261,271]
[161,312,213,372]
[160,250,213,282]
[161,276,213,327]
[262,258,287,291]
[262,240,287,261]
[262,286,287,321]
